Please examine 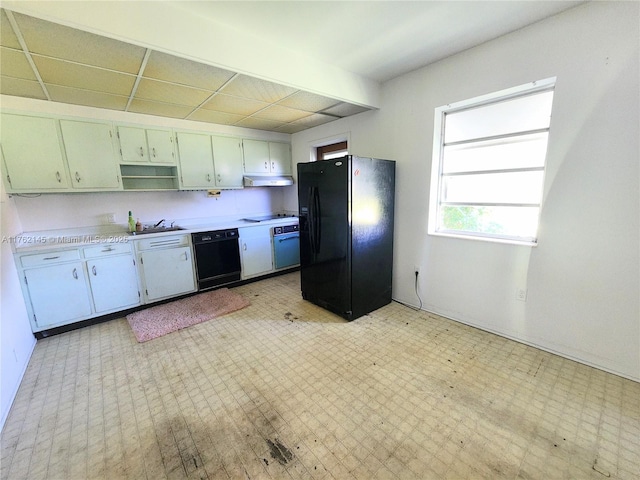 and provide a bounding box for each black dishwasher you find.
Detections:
[192,228,241,291]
